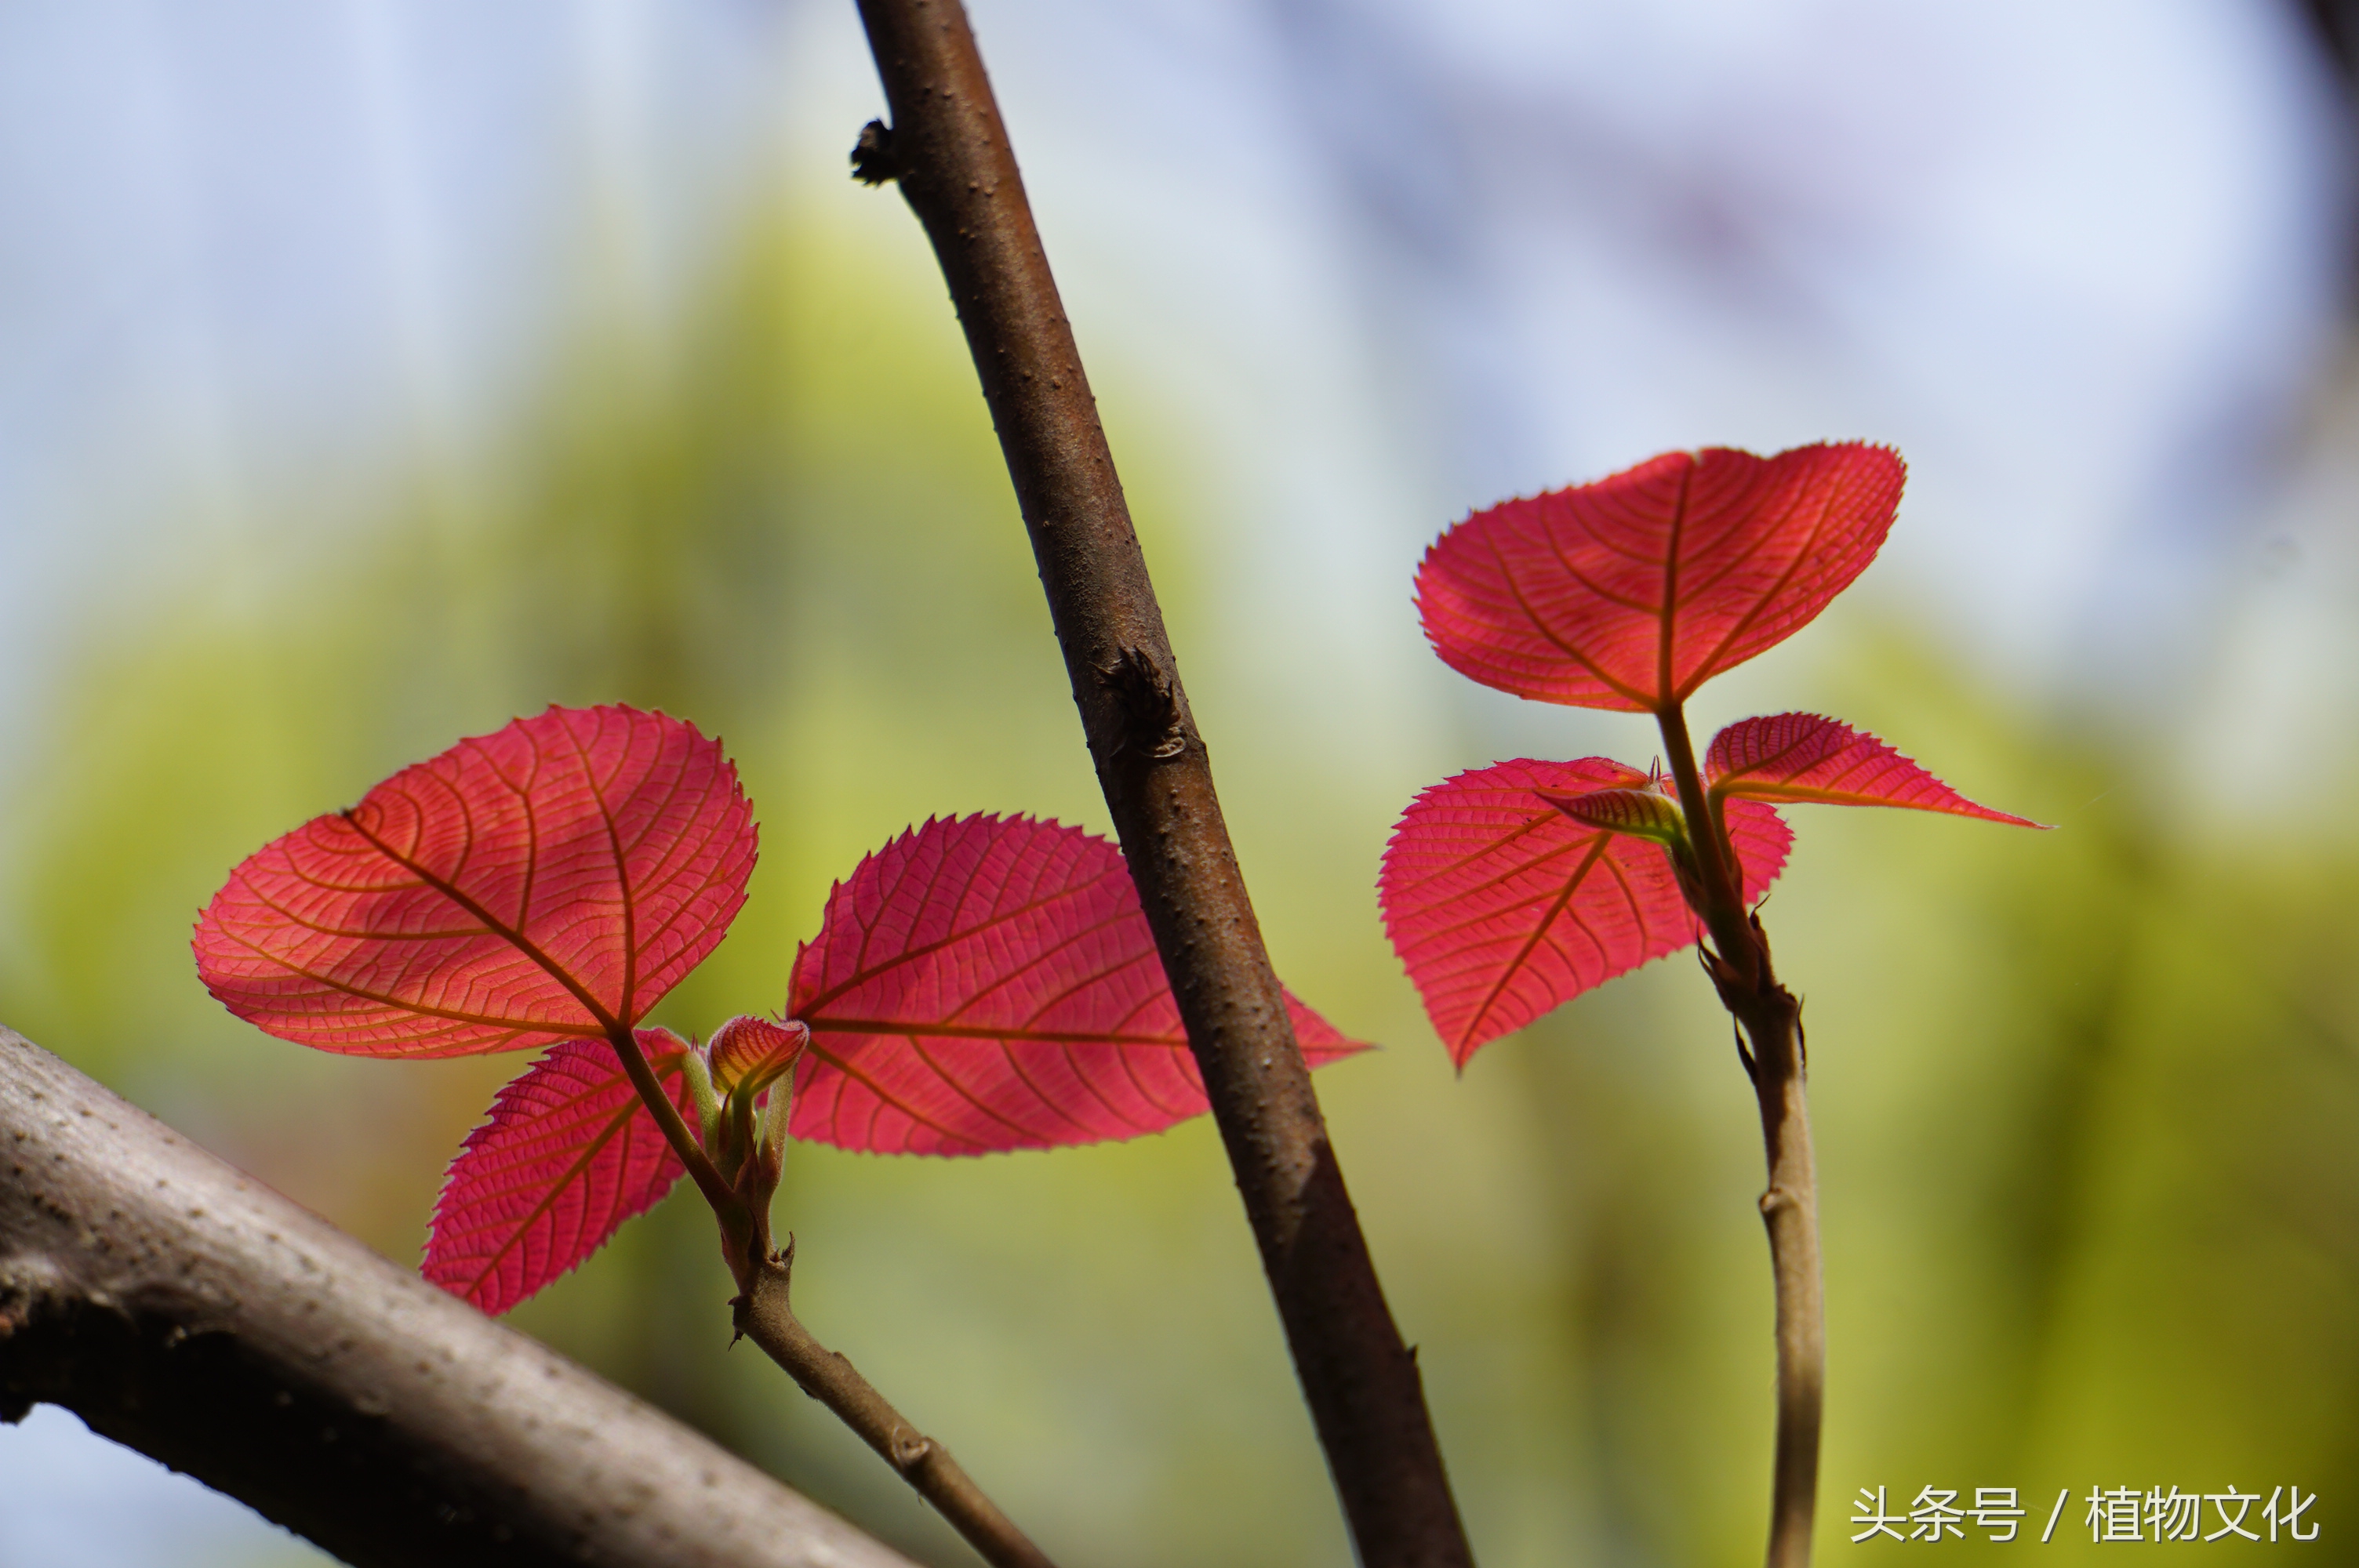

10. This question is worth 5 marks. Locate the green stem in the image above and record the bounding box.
[1656,701,1752,973]
[762,1075,794,1182]
[682,1047,722,1152]
[606,1025,749,1254]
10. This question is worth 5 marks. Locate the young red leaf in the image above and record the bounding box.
[709,1014,809,1096]
[1707,713,2045,827]
[1535,785,1688,848]
[785,815,1366,1155]
[423,1029,703,1315]
[194,705,755,1058]
[1381,759,1792,1067]
[1416,443,1905,713]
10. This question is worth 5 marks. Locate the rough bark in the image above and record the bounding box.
[0,1025,911,1568]
[845,3,1474,1563]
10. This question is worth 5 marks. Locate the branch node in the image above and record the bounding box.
[889,1427,934,1471]
[1098,646,1187,760]
[851,120,902,186]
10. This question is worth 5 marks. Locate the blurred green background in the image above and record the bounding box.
[6,5,2359,1566]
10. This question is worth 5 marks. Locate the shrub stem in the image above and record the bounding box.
[1728,966,1821,1568]
[1656,706,1823,1568]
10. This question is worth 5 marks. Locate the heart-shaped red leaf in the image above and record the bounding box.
[785,815,1366,1155]
[423,1029,702,1315]
[194,705,755,1058]
[1381,760,1792,1067]
[1416,443,1904,713]
[1707,713,2045,826]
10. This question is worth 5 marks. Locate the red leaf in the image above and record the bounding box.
[194,705,755,1058]
[1416,444,1904,713]
[423,1029,701,1315]
[1534,786,1687,846]
[1380,760,1792,1067]
[1707,713,2045,826]
[708,1014,809,1094]
[785,815,1366,1155]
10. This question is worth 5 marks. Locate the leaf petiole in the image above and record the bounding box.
[606,1025,754,1266]
[1656,701,1754,975]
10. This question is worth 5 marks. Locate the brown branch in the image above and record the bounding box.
[0,1025,914,1568]
[734,1246,1056,1568]
[1715,944,1822,1568]
[844,4,1474,1563]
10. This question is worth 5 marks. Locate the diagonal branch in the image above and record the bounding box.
[845,4,1473,1563]
[733,1246,1056,1568]
[0,1026,913,1568]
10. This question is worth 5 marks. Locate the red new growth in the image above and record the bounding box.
[1416,444,1904,713]
[198,708,1364,1313]
[790,815,1365,1154]
[194,704,754,1057]
[1384,444,2041,1065]
[710,1014,811,1094]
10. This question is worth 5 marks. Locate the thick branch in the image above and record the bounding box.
[845,3,1472,1563]
[735,1247,1055,1568]
[0,1026,912,1568]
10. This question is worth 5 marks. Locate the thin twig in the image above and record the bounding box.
[844,3,1473,1563]
[734,1245,1057,1568]
[1741,981,1823,1568]
[0,1026,914,1568]
[605,1036,1052,1565]
[1657,710,1823,1568]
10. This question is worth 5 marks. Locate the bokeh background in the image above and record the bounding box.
[5,2,2359,1563]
